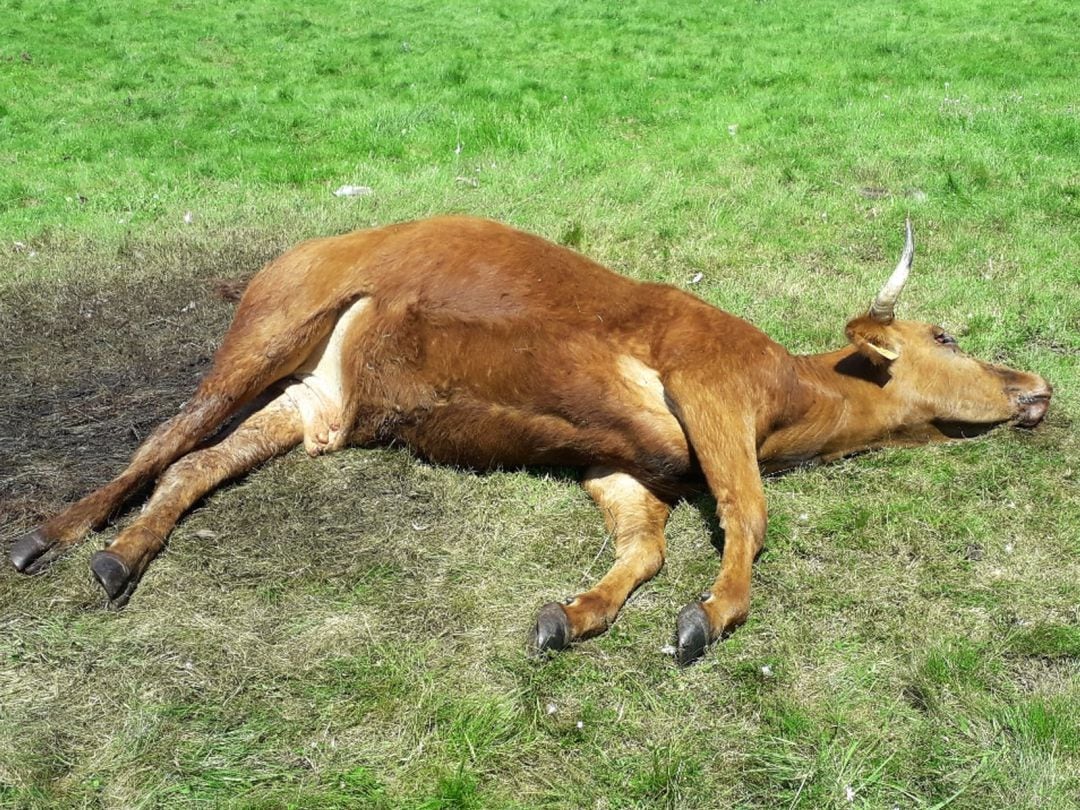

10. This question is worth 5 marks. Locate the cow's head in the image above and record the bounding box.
[843,221,1052,438]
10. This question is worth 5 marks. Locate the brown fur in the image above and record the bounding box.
[10,217,1052,660]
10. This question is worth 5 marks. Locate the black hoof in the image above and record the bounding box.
[675,602,712,667]
[530,602,572,656]
[89,550,134,605]
[10,529,54,573]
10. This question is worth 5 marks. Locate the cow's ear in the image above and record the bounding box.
[846,316,900,365]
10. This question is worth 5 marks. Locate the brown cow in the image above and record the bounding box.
[8,217,1051,664]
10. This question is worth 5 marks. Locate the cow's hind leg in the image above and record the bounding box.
[530,467,671,655]
[88,389,304,606]
[9,295,342,574]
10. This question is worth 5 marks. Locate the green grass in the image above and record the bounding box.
[1,0,1078,807]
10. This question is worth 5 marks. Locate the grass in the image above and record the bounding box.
[1,0,1078,807]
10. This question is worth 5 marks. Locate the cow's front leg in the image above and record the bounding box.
[664,372,768,665]
[530,467,671,655]
[675,475,766,665]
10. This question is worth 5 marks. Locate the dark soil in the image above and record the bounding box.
[0,239,275,532]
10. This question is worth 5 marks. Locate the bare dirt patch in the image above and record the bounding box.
[0,234,454,607]
[0,239,272,530]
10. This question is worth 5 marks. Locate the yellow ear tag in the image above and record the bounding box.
[868,342,899,361]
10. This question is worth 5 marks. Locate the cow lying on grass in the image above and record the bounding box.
[9,217,1051,664]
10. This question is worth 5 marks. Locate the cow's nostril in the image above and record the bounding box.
[1018,393,1051,405]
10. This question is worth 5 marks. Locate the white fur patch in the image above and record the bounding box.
[285,297,371,453]
[616,355,667,409]
[614,354,688,453]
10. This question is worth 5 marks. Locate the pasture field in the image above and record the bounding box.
[1,0,1077,807]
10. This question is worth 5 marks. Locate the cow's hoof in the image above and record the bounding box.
[530,602,572,656]
[89,550,135,606]
[675,601,711,666]
[10,529,54,573]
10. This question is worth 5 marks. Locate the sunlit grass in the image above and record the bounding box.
[0,0,1077,807]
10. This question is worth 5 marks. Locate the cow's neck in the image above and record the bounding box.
[757,348,919,473]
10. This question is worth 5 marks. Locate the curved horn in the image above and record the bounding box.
[869,218,914,323]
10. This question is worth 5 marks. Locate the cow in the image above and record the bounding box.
[8,217,1052,665]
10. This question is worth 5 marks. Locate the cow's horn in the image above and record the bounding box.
[869,218,914,323]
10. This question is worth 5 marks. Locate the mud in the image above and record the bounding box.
[0,238,277,531]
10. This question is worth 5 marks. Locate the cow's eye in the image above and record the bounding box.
[934,331,958,346]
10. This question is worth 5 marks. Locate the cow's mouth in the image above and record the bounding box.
[1015,392,1052,429]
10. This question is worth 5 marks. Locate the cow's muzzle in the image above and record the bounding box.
[1015,388,1052,428]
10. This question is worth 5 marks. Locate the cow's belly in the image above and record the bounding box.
[355,352,693,488]
[311,301,693,485]
[392,397,691,482]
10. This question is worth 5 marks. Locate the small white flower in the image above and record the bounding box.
[545,702,557,715]
[1004,542,1014,554]
[183,210,195,224]
[761,665,773,677]
[575,720,584,730]
[798,513,809,523]
[845,785,855,802]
